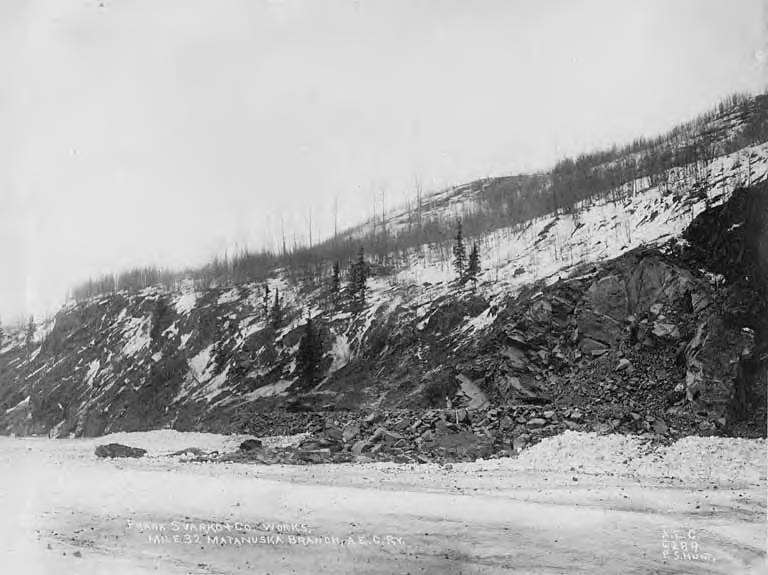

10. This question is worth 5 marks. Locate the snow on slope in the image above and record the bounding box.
[392,143,768,303]
[173,344,231,404]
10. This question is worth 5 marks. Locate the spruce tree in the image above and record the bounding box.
[453,219,466,281]
[331,261,341,300]
[296,314,323,389]
[466,242,481,289]
[262,284,271,316]
[269,288,282,330]
[349,247,368,312]
[25,315,35,357]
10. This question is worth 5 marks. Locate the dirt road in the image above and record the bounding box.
[0,433,764,574]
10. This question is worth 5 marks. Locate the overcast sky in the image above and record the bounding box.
[0,0,766,323]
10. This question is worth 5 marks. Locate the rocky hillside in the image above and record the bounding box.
[1,103,766,444]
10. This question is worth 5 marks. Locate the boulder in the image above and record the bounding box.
[300,437,343,453]
[296,449,332,464]
[342,423,361,443]
[568,409,583,422]
[626,258,692,315]
[651,420,668,435]
[428,430,491,459]
[94,443,146,459]
[498,415,515,431]
[323,425,344,441]
[586,275,629,322]
[351,439,369,455]
[651,322,681,340]
[239,439,263,452]
[169,447,207,457]
[615,358,632,372]
[575,309,622,352]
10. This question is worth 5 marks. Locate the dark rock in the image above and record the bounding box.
[322,427,343,443]
[499,415,515,431]
[342,423,361,443]
[428,430,491,459]
[169,447,207,457]
[239,439,263,451]
[297,449,332,463]
[419,429,434,442]
[300,437,343,453]
[351,439,369,455]
[94,443,146,459]
[652,420,668,435]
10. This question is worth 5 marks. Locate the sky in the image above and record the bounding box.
[0,0,766,323]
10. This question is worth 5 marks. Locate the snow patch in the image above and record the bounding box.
[217,288,240,305]
[5,396,30,414]
[179,332,192,349]
[462,307,496,334]
[121,316,152,357]
[188,344,215,383]
[329,334,351,373]
[174,291,198,315]
[84,360,100,387]
[246,380,292,399]
[162,323,178,339]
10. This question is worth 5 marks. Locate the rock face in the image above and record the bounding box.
[679,186,768,428]
[94,443,147,459]
[0,184,765,440]
[574,258,694,354]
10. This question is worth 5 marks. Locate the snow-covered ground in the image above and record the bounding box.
[0,431,764,574]
[393,143,768,301]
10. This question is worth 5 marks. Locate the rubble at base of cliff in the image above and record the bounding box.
[166,402,733,466]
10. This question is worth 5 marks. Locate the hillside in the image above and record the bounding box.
[0,94,766,455]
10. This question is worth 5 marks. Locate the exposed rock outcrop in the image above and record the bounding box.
[0,185,765,441]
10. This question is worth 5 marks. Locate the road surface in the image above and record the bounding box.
[0,433,764,574]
